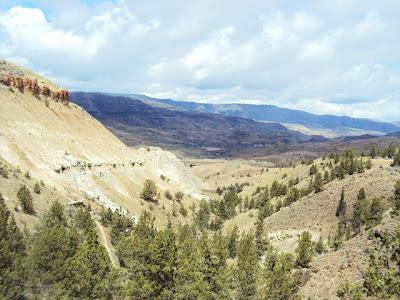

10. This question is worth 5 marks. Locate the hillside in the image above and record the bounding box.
[0,60,208,226]
[71,92,315,156]
[129,94,399,137]
[188,155,400,299]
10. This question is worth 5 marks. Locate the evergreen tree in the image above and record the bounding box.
[336,188,346,218]
[314,172,323,193]
[236,233,258,300]
[175,225,209,299]
[140,179,158,203]
[65,224,113,299]
[357,188,366,201]
[227,225,239,258]
[315,236,326,254]
[254,215,270,259]
[369,144,377,158]
[261,252,299,300]
[394,179,400,215]
[33,182,41,194]
[0,193,27,299]
[17,185,34,214]
[366,198,384,228]
[391,150,400,167]
[352,196,369,235]
[200,232,229,299]
[295,231,313,268]
[324,170,330,184]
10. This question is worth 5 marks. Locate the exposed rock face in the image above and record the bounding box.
[1,75,70,104]
[0,61,209,221]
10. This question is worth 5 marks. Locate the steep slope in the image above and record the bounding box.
[71,92,314,157]
[131,95,398,137]
[0,61,208,225]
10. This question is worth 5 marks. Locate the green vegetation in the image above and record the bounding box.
[295,231,314,268]
[140,179,158,203]
[17,185,34,214]
[33,182,41,194]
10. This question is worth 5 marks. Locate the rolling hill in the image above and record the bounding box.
[125,94,399,137]
[0,60,208,227]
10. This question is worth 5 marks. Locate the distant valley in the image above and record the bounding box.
[71,92,319,157]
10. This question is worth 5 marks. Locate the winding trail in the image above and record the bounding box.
[94,220,120,267]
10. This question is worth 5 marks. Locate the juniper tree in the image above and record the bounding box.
[394,180,400,214]
[17,185,34,214]
[227,225,239,258]
[236,233,258,300]
[140,179,158,202]
[0,193,27,299]
[336,188,346,218]
[295,231,314,268]
[314,172,323,193]
[366,198,384,228]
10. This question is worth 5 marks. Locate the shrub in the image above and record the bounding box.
[140,180,158,203]
[164,190,173,200]
[24,171,31,179]
[33,183,41,194]
[175,191,184,202]
[179,204,187,216]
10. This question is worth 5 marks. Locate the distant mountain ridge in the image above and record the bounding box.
[71,92,318,156]
[123,94,398,136]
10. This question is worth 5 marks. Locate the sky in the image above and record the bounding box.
[0,0,399,122]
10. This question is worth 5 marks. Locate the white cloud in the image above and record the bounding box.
[0,1,400,121]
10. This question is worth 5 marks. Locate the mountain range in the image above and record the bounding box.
[125,94,398,137]
[71,92,320,156]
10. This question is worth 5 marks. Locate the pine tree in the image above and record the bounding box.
[254,215,270,259]
[314,172,323,193]
[140,179,158,202]
[236,233,258,300]
[324,170,330,183]
[261,252,299,300]
[295,231,313,268]
[227,225,239,258]
[65,224,113,299]
[0,193,27,299]
[357,188,366,201]
[17,185,34,214]
[336,188,346,217]
[352,196,369,235]
[391,150,400,167]
[33,182,41,194]
[175,225,209,299]
[315,236,326,254]
[394,180,400,215]
[200,232,229,299]
[367,198,384,228]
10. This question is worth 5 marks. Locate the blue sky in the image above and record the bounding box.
[0,0,399,121]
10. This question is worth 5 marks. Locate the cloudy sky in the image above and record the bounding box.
[1,0,399,121]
